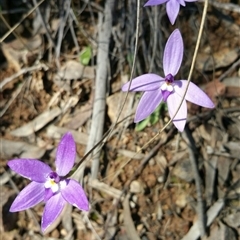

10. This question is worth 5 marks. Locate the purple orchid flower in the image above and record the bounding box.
[144,0,198,25]
[8,132,89,233]
[122,29,214,132]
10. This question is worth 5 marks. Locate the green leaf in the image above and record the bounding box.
[80,46,92,65]
[135,102,168,132]
[149,105,160,125]
[127,53,134,65]
[135,117,150,132]
[149,112,159,125]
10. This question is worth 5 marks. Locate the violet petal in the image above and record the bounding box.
[44,188,54,202]
[175,80,215,108]
[55,132,76,176]
[167,92,187,132]
[10,181,45,212]
[162,90,172,102]
[8,159,52,182]
[163,28,183,75]
[122,74,164,92]
[178,0,186,6]
[166,1,180,25]
[144,0,168,6]
[61,179,89,211]
[41,193,66,233]
[135,89,163,122]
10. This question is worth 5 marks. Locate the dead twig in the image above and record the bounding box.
[32,0,55,47]
[0,0,45,43]
[0,83,24,118]
[199,0,240,13]
[0,64,47,89]
[86,0,115,179]
[182,125,206,238]
[219,58,240,82]
[55,0,71,67]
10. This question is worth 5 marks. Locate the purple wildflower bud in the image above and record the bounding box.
[122,29,215,132]
[144,0,198,25]
[7,132,89,233]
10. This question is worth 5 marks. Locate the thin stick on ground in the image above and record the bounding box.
[32,0,55,47]
[183,125,206,238]
[88,0,115,179]
[72,0,115,181]
[55,0,71,68]
[103,0,142,143]
[0,0,45,43]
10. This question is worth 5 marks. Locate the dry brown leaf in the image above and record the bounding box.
[223,142,240,159]
[223,211,240,230]
[88,179,121,198]
[204,80,226,102]
[1,138,45,159]
[123,194,141,240]
[118,149,144,160]
[217,156,231,186]
[172,158,194,183]
[196,48,238,71]
[1,35,42,72]
[222,77,240,98]
[182,199,224,240]
[46,125,88,145]
[107,91,135,123]
[10,107,61,137]
[206,222,237,240]
[55,60,95,80]
[64,104,92,129]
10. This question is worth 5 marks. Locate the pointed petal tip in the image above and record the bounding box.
[41,193,66,234]
[134,115,143,123]
[177,81,216,109]
[166,1,180,25]
[61,179,89,212]
[8,182,45,212]
[173,119,186,132]
[207,99,215,109]
[163,28,183,76]
[167,92,187,132]
[9,206,17,212]
[55,132,76,176]
[74,202,89,212]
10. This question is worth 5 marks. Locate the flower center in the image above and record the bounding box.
[161,74,175,101]
[44,172,61,192]
[44,172,67,201]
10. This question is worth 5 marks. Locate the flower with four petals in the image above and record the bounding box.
[8,132,89,233]
[122,29,214,132]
